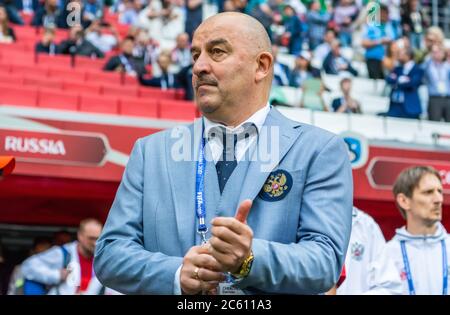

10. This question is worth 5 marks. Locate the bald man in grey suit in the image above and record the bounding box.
[94,12,353,295]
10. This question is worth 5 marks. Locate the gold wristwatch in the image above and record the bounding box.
[232,251,254,279]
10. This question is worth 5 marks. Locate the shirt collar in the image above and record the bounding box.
[203,103,270,139]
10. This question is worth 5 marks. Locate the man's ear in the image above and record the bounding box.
[255,52,273,83]
[396,193,411,212]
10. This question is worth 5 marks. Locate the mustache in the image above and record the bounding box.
[195,76,218,89]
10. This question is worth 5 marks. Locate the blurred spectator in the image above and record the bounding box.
[386,166,447,295]
[133,29,159,66]
[58,25,105,58]
[104,36,146,76]
[85,20,119,53]
[223,0,247,13]
[246,0,273,39]
[416,26,445,64]
[1,0,31,24]
[382,0,401,39]
[332,0,358,47]
[323,39,358,76]
[362,5,393,81]
[171,32,191,69]
[185,0,203,41]
[0,5,16,43]
[53,230,73,246]
[306,1,331,50]
[423,44,450,122]
[139,51,179,89]
[300,77,327,111]
[384,47,423,119]
[401,0,428,52]
[311,28,336,70]
[31,0,64,28]
[21,218,107,295]
[119,0,140,25]
[176,62,193,100]
[271,44,290,86]
[289,51,315,88]
[83,0,103,23]
[35,27,58,54]
[138,0,183,41]
[7,237,52,295]
[282,4,303,56]
[331,77,362,113]
[382,40,400,74]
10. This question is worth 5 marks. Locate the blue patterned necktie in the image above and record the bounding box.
[215,131,238,194]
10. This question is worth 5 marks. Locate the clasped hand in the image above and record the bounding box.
[180,199,253,295]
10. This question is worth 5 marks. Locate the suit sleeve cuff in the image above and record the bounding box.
[173,265,182,295]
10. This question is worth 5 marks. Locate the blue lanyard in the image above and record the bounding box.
[195,121,208,244]
[400,239,448,295]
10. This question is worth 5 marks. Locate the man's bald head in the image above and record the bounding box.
[195,12,272,56]
[191,12,274,126]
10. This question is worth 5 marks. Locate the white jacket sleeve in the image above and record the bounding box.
[21,246,64,285]
[365,224,403,295]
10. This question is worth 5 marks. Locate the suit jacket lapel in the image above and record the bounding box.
[169,119,202,254]
[238,108,302,204]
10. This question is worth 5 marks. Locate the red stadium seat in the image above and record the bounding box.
[24,76,63,90]
[115,24,130,38]
[175,89,186,100]
[139,87,177,100]
[103,11,119,25]
[19,12,33,26]
[13,26,39,40]
[123,75,138,85]
[75,57,106,70]
[159,100,198,121]
[49,67,86,82]
[102,83,138,97]
[119,97,159,118]
[0,42,32,52]
[37,54,72,68]
[63,80,101,95]
[38,89,79,111]
[79,94,119,114]
[0,73,23,85]
[0,83,37,107]
[11,64,48,77]
[86,70,122,85]
[0,51,35,65]
[0,64,10,73]
[54,29,69,42]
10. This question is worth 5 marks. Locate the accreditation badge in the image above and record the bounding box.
[217,274,245,295]
[437,81,447,95]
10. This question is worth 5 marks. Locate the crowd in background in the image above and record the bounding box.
[0,0,449,119]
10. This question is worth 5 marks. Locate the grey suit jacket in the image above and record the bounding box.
[94,107,353,294]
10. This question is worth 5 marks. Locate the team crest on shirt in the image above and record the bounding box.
[259,170,292,202]
[351,242,365,261]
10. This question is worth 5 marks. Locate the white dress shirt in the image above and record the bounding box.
[203,104,271,164]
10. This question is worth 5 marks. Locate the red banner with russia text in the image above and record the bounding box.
[0,129,108,167]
